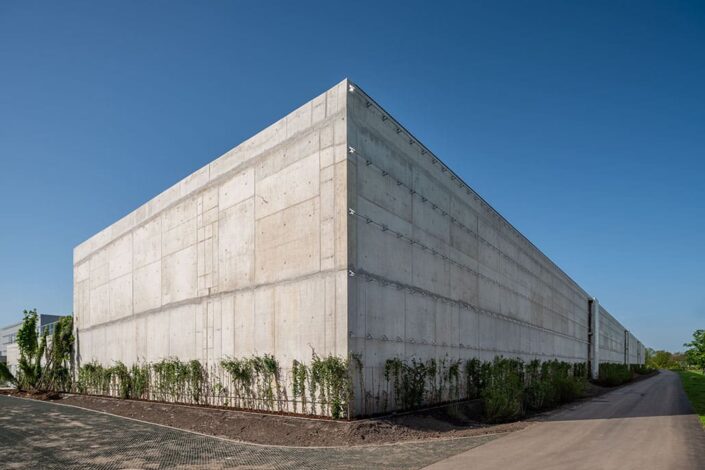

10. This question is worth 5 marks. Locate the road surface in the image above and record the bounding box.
[425,370,705,470]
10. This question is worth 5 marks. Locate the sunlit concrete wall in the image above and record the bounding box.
[74,80,350,370]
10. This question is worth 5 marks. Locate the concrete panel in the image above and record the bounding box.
[120,318,136,365]
[162,217,196,258]
[357,161,412,221]
[169,304,197,360]
[253,286,275,354]
[218,198,255,290]
[255,198,321,284]
[107,234,133,281]
[133,218,162,269]
[404,295,436,347]
[255,130,319,183]
[89,283,109,326]
[109,273,132,321]
[356,221,412,283]
[135,316,148,362]
[219,167,254,212]
[233,290,255,357]
[133,261,161,314]
[162,245,198,305]
[412,200,450,245]
[363,282,405,344]
[256,152,320,219]
[146,310,170,362]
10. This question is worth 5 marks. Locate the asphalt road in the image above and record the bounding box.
[425,370,705,470]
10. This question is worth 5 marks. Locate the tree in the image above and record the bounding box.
[684,329,705,373]
[5,309,74,391]
[39,315,74,391]
[16,309,46,390]
[647,350,676,369]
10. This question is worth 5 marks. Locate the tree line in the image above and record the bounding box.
[646,329,705,372]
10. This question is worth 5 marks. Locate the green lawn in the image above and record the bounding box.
[677,370,705,427]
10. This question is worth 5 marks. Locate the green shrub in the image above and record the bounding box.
[384,357,431,410]
[310,353,350,418]
[630,364,655,375]
[222,354,281,410]
[598,363,632,386]
[111,362,131,399]
[130,363,150,399]
[551,361,585,403]
[152,358,204,403]
[573,362,588,379]
[77,362,112,395]
[481,357,524,423]
[524,359,551,410]
[464,358,482,400]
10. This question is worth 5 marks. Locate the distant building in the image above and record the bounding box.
[0,321,21,365]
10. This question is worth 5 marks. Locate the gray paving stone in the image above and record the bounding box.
[0,395,497,469]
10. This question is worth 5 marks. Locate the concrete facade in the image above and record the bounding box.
[74,79,645,415]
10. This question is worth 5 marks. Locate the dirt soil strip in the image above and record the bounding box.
[47,393,525,446]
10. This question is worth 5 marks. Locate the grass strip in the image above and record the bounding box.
[677,370,705,427]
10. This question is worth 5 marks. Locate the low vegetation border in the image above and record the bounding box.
[677,370,705,427]
[1,309,656,422]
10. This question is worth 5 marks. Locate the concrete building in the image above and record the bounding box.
[73,79,645,415]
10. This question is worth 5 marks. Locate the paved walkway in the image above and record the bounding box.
[0,395,496,469]
[424,370,705,470]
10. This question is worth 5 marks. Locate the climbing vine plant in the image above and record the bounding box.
[289,351,356,418]
[72,350,594,422]
[221,354,282,410]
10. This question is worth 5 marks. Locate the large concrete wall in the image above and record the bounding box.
[345,82,643,413]
[74,80,350,373]
[74,79,645,416]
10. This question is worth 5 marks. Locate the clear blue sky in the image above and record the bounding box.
[1,1,703,351]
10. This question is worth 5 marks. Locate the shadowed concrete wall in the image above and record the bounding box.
[74,80,350,371]
[345,82,644,414]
